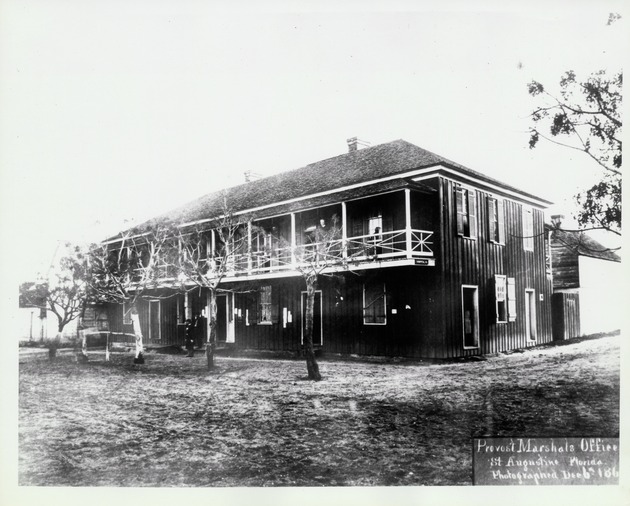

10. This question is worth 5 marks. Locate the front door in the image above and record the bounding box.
[301,291,323,346]
[216,295,227,343]
[525,289,537,342]
[149,300,160,343]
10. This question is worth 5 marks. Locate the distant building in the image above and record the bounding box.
[103,139,554,358]
[549,225,621,336]
[18,282,79,342]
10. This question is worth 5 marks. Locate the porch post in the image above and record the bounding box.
[341,201,348,259]
[405,189,412,258]
[184,291,191,320]
[290,213,297,267]
[247,221,253,272]
[210,229,216,269]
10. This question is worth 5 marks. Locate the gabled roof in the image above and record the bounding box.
[551,229,621,262]
[116,139,551,238]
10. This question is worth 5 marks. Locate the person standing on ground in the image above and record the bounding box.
[185,318,195,357]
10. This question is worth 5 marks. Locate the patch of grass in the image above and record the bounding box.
[18,335,619,486]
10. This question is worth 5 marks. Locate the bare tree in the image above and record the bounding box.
[166,196,250,370]
[20,243,89,360]
[275,215,363,381]
[86,228,171,364]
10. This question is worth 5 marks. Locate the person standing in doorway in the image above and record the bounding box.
[194,312,207,349]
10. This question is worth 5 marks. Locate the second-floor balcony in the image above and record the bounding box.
[226,227,434,277]
[141,187,438,282]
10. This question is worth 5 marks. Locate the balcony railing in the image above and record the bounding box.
[229,228,434,276]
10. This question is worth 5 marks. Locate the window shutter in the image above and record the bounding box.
[455,188,465,235]
[488,198,497,242]
[271,291,280,324]
[250,293,258,323]
[507,277,517,321]
[497,199,505,244]
[468,190,477,238]
[381,214,393,233]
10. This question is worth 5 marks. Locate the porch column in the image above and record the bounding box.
[247,221,253,272]
[341,201,348,259]
[184,292,191,320]
[290,213,297,267]
[210,229,216,269]
[405,188,412,258]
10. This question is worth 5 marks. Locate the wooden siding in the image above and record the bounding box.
[438,177,553,358]
[550,238,580,290]
[229,267,441,358]
[552,292,580,341]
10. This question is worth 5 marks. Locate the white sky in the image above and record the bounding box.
[0,0,626,282]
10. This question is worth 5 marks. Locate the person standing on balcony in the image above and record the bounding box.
[370,226,382,259]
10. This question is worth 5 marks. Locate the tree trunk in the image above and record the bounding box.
[206,289,217,370]
[105,332,111,362]
[303,275,322,381]
[48,331,62,361]
[75,328,89,363]
[130,304,145,364]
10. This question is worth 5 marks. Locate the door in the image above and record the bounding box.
[149,300,160,343]
[462,285,479,349]
[301,291,323,346]
[216,295,227,343]
[525,289,537,342]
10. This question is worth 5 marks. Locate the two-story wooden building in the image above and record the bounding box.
[106,139,554,358]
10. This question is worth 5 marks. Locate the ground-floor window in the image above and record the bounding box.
[122,301,132,325]
[258,285,272,324]
[462,285,479,348]
[363,282,386,325]
[494,275,507,323]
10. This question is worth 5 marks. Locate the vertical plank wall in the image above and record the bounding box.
[439,176,553,358]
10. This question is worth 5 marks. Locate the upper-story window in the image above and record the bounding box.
[455,186,477,239]
[487,196,505,244]
[523,207,534,251]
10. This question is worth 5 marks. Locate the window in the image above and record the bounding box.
[494,275,507,323]
[487,197,505,244]
[523,207,534,251]
[363,282,386,325]
[462,285,479,348]
[455,186,477,238]
[258,285,272,324]
[122,301,132,325]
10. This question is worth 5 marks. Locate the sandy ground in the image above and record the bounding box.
[18,334,619,486]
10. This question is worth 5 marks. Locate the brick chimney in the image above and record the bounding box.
[550,214,564,228]
[347,137,371,152]
[244,170,262,183]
